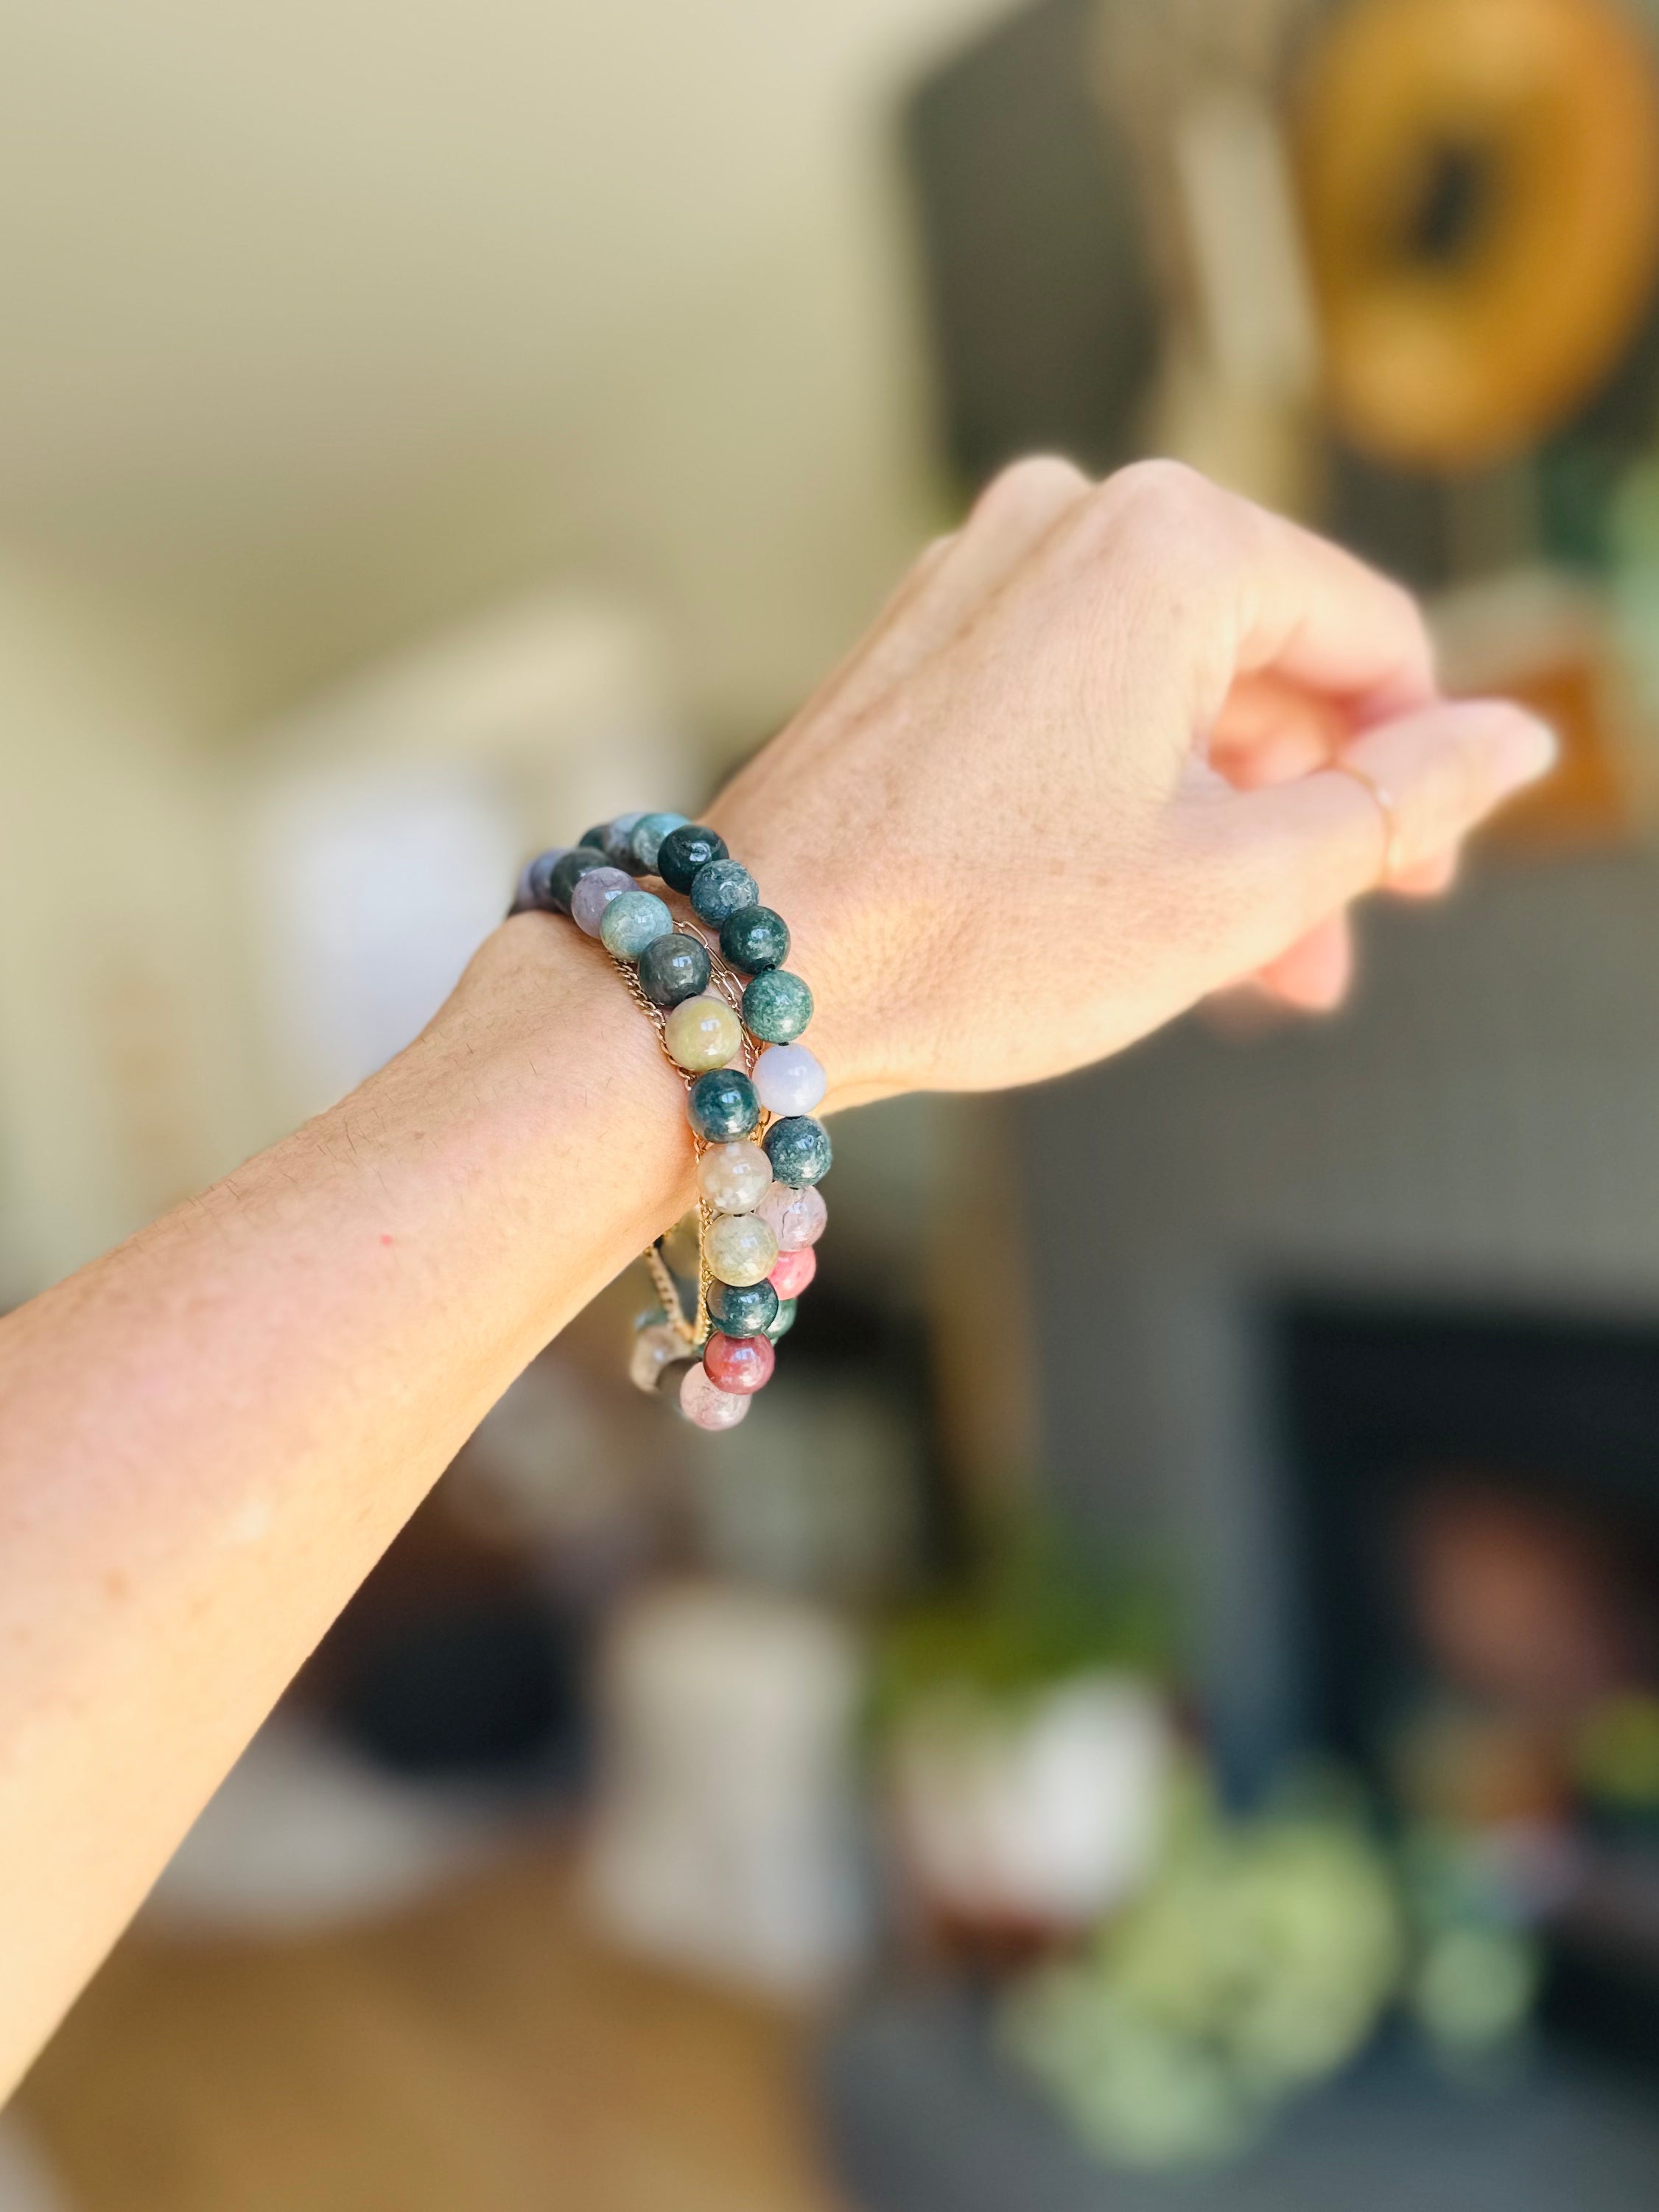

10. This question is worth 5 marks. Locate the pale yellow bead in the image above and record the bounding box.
[664,994,743,1072]
[697,1140,774,1214]
[705,1211,779,1287]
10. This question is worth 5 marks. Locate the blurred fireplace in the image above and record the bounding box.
[1276,1296,1659,2064]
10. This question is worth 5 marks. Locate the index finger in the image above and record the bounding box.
[1078,461,1439,733]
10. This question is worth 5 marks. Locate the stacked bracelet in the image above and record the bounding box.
[512,811,830,1432]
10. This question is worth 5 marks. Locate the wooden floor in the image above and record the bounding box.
[15,1848,850,2212]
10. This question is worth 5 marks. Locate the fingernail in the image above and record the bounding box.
[1487,707,1558,791]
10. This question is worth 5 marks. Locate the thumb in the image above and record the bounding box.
[1194,697,1557,967]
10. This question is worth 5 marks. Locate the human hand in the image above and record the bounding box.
[709,459,1554,1109]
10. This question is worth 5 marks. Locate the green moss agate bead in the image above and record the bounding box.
[600,889,674,960]
[766,1297,799,1343]
[707,1278,780,1337]
[687,1067,760,1141]
[658,823,729,894]
[720,904,790,973]
[690,858,759,925]
[743,968,813,1043]
[637,931,712,1007]
[631,811,690,874]
[764,1114,832,1186]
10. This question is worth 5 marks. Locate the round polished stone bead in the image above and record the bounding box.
[769,1245,817,1299]
[706,1209,779,1287]
[638,931,712,1009]
[756,1180,827,1250]
[679,1361,751,1430]
[690,858,759,926]
[698,1139,773,1214]
[743,969,813,1043]
[704,1331,776,1396]
[765,1297,798,1343]
[686,1066,759,1141]
[666,995,743,1072]
[764,1115,832,1187]
[752,1043,827,1116]
[706,1276,779,1337]
[600,889,674,960]
[570,865,635,935]
[513,850,561,913]
[629,1320,692,1396]
[658,823,729,894]
[548,844,613,912]
[720,905,790,974]
[631,811,690,874]
[597,812,648,872]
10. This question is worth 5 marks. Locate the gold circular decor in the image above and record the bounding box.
[1294,0,1659,469]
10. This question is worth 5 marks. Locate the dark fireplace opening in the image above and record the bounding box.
[1274,1295,1659,2066]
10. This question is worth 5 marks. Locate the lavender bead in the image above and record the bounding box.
[757,1182,827,1251]
[752,1043,826,1116]
[570,865,635,935]
[679,1362,751,1430]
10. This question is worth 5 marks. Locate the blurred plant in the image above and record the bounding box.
[869,1522,1173,1737]
[1004,1771,1542,2169]
[1004,1770,1401,2166]
[1398,1826,1540,2068]
[871,1522,1177,1938]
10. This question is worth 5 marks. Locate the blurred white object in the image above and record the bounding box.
[586,1583,867,1996]
[0,2121,67,2212]
[889,1674,1171,1928]
[144,1715,502,1933]
[242,593,688,1115]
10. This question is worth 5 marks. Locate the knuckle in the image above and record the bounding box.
[970,453,1090,529]
[1095,457,1216,535]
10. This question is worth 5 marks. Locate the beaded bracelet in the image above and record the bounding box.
[511,811,830,1432]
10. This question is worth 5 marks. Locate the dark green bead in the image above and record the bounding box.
[707,1278,779,1337]
[690,858,758,925]
[578,822,611,855]
[743,968,813,1043]
[720,904,790,973]
[765,1297,799,1343]
[637,931,712,1008]
[765,1114,831,1186]
[548,845,612,911]
[658,824,728,894]
[687,1067,759,1142]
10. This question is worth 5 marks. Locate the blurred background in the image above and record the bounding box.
[11,0,1659,2205]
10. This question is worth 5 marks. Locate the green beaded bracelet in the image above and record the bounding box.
[513,816,830,1431]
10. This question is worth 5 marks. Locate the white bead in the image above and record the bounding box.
[752,1043,827,1116]
[705,1211,779,1287]
[698,1141,773,1214]
[680,1362,751,1430]
[757,1182,827,1251]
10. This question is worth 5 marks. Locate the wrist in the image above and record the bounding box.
[413,913,697,1311]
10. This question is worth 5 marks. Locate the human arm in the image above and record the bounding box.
[0,461,1552,2092]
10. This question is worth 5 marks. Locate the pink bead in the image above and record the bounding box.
[757,1181,827,1251]
[678,1361,751,1430]
[571,866,634,935]
[703,1331,776,1396]
[768,1245,817,1299]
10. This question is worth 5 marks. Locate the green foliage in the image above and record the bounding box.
[869,1522,1173,1737]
